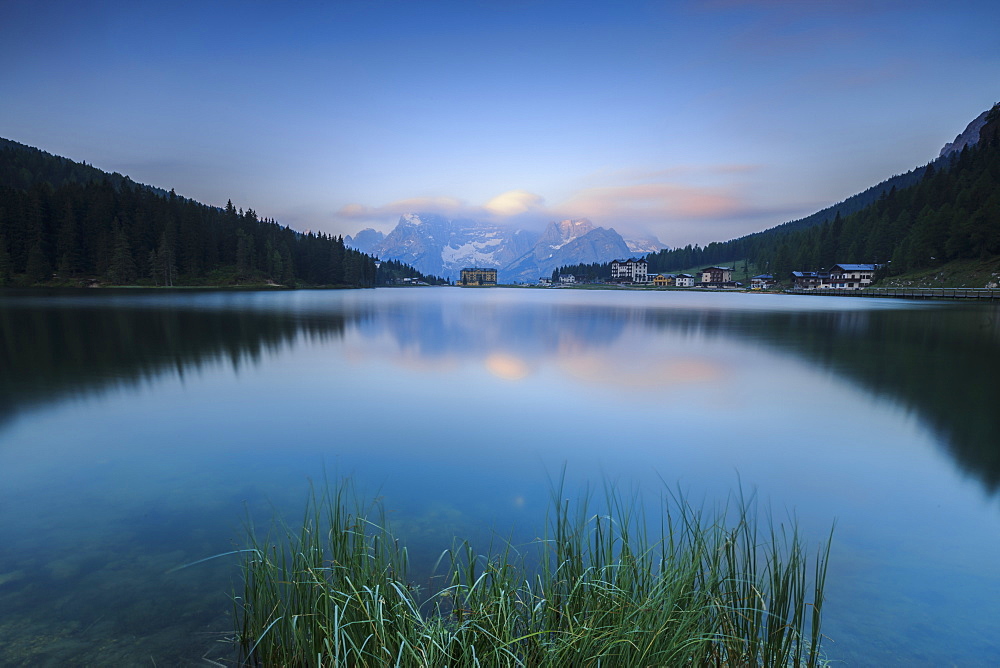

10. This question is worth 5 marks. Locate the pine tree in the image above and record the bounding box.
[107,220,137,284]
[148,232,177,286]
[236,229,255,280]
[0,234,13,285]
[280,243,294,285]
[269,249,282,283]
[24,241,50,283]
[148,247,162,286]
[56,201,81,275]
[328,237,345,284]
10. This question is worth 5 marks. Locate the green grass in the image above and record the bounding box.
[877,256,1000,289]
[232,477,833,667]
[648,260,764,284]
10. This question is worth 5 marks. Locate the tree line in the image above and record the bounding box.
[0,138,442,288]
[755,109,1000,280]
[559,106,1000,284]
[643,105,1000,281]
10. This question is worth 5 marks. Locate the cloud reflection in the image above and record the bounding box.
[484,353,532,381]
[3,289,1000,496]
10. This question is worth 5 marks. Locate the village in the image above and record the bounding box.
[453,258,880,290]
[579,258,880,290]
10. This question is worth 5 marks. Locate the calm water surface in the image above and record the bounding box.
[1,287,999,665]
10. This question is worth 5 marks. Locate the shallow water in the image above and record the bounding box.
[1,287,998,665]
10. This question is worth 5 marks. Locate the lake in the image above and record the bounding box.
[1,287,999,665]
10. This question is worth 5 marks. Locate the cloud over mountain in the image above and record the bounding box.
[349,214,663,283]
[484,190,545,217]
[331,162,769,247]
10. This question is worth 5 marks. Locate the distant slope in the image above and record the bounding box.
[657,104,1000,283]
[0,137,439,287]
[647,104,998,275]
[0,137,173,198]
[647,163,932,274]
[764,165,930,236]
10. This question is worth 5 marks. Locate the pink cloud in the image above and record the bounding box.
[335,196,467,222]
[328,164,788,246]
[556,182,746,222]
[334,191,550,232]
[580,164,761,187]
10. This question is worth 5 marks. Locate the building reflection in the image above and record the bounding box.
[2,289,999,495]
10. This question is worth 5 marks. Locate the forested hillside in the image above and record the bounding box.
[642,165,932,274]
[8,103,997,290]
[0,138,440,288]
[641,104,1000,281]
[756,106,1000,280]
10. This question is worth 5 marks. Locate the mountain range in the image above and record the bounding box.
[346,216,665,283]
[3,102,995,290]
[353,104,998,284]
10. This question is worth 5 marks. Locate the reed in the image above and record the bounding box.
[232,477,832,667]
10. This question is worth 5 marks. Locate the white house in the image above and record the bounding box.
[674,273,694,287]
[750,274,776,290]
[610,258,648,283]
[791,264,880,290]
[828,264,878,290]
[791,271,829,290]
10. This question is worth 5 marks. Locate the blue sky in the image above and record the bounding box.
[1,0,997,247]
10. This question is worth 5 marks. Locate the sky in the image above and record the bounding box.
[1,0,997,248]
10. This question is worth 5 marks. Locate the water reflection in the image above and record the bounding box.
[348,293,1000,498]
[0,290,349,427]
[2,288,1000,665]
[3,289,1000,495]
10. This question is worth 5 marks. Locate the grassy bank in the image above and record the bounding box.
[232,479,833,667]
[876,256,1000,289]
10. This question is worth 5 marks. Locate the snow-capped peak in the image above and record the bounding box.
[354,213,643,282]
[625,236,667,254]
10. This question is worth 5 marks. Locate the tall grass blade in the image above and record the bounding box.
[229,476,834,667]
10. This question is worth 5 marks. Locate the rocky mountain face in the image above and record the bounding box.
[625,236,668,254]
[351,214,660,282]
[343,228,384,255]
[501,219,633,283]
[940,108,992,158]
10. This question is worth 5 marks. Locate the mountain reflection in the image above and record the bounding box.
[2,289,999,495]
[0,290,348,425]
[640,304,1000,494]
[354,300,629,358]
[353,297,1000,495]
